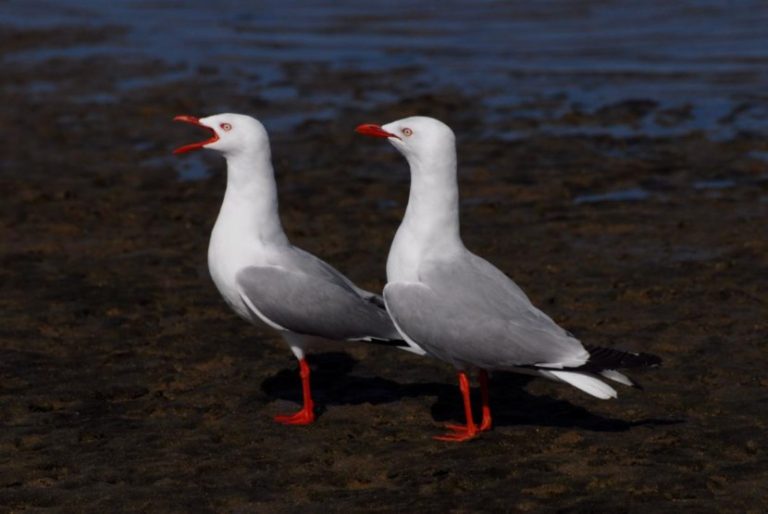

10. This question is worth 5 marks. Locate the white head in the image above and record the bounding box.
[355,116,456,171]
[173,113,270,159]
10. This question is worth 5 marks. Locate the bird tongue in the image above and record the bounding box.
[172,115,219,154]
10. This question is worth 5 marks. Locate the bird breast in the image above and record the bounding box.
[207,218,264,322]
[387,224,425,283]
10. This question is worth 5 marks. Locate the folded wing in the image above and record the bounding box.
[237,265,400,342]
[383,253,590,369]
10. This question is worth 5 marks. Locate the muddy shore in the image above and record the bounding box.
[1,24,767,513]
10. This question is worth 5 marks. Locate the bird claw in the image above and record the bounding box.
[274,409,315,425]
[433,423,479,442]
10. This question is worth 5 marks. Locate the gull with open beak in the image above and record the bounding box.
[173,113,424,426]
[357,116,660,442]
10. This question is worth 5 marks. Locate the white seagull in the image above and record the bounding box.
[356,116,660,442]
[173,113,423,426]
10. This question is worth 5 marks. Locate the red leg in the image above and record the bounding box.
[274,358,315,425]
[434,371,479,442]
[478,369,492,432]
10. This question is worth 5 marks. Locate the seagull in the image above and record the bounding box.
[356,116,661,442]
[173,113,424,426]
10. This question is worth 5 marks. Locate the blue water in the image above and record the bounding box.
[2,0,767,139]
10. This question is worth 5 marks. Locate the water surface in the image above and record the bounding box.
[2,0,766,137]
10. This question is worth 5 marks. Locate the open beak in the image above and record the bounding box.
[355,124,400,140]
[172,115,219,154]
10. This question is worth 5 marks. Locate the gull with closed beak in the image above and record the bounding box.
[357,116,660,442]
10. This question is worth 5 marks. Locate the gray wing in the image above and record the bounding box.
[383,253,588,369]
[236,264,400,342]
[288,247,387,307]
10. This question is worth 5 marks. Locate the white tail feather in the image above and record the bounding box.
[600,369,634,387]
[543,370,618,400]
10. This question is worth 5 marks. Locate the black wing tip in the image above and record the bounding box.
[583,344,662,371]
[365,337,410,348]
[365,294,387,310]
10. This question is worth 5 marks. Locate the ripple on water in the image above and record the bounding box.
[692,179,737,190]
[573,188,651,205]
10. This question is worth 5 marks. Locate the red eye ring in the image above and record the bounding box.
[220,123,232,131]
[402,127,413,137]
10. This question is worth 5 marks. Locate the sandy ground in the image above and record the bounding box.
[1,25,768,513]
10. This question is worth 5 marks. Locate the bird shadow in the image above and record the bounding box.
[260,352,682,432]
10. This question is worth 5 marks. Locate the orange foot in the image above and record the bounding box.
[434,423,479,442]
[274,408,315,426]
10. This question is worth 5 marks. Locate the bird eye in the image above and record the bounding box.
[402,128,413,137]
[220,123,232,131]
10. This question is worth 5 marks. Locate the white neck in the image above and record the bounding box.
[214,149,288,247]
[387,148,464,281]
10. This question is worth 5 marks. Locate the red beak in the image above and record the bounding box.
[173,115,219,154]
[355,124,400,140]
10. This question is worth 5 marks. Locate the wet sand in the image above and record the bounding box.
[1,25,768,513]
